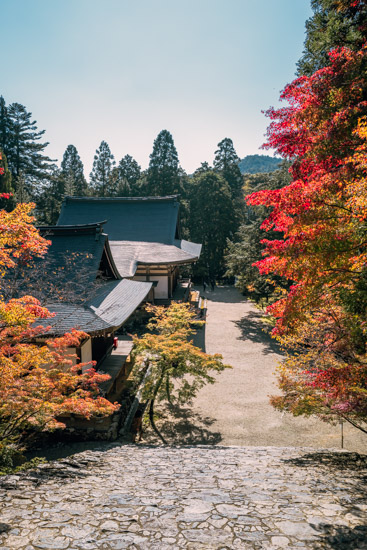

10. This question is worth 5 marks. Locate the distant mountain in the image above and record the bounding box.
[238,154,282,174]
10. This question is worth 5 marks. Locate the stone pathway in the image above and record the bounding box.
[1,444,367,549]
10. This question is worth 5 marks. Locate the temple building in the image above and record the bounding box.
[32,222,152,398]
[29,195,201,401]
[57,195,201,300]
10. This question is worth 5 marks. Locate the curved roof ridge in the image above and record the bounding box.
[38,221,107,234]
[63,195,180,202]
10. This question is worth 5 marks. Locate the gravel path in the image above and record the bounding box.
[186,286,366,453]
[1,445,366,549]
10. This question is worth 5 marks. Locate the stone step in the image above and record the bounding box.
[0,444,366,549]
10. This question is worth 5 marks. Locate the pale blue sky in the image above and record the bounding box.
[1,0,312,174]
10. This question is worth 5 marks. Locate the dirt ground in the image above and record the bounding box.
[143,286,367,453]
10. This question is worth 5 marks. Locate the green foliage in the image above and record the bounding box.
[146,130,182,196]
[0,439,47,475]
[37,150,86,223]
[0,96,56,224]
[0,440,26,472]
[117,154,141,196]
[297,0,367,75]
[14,173,31,204]
[61,145,88,196]
[1,99,54,185]
[225,221,283,301]
[188,169,236,279]
[226,164,291,300]
[194,162,211,175]
[214,137,243,198]
[213,137,245,240]
[238,154,282,175]
[36,168,67,224]
[89,140,116,197]
[131,303,230,443]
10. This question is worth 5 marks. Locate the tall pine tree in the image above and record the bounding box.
[37,145,86,224]
[214,138,243,198]
[89,141,115,197]
[117,154,141,196]
[188,170,236,280]
[297,0,367,75]
[213,137,245,233]
[14,173,31,205]
[146,130,181,196]
[61,145,88,196]
[194,162,211,175]
[4,101,54,185]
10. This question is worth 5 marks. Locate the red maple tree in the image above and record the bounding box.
[0,193,119,453]
[247,44,367,430]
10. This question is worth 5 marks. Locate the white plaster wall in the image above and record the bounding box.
[81,338,93,372]
[133,275,168,299]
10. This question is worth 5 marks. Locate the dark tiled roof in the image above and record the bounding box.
[58,196,180,244]
[36,279,152,336]
[87,279,152,326]
[56,197,202,276]
[35,303,110,335]
[38,222,120,283]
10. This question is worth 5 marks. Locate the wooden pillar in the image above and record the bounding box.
[168,272,172,298]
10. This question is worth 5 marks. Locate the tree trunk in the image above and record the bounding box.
[166,376,173,406]
[149,397,167,444]
[148,370,167,444]
[342,415,367,435]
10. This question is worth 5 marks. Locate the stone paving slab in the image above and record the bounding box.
[0,444,366,549]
